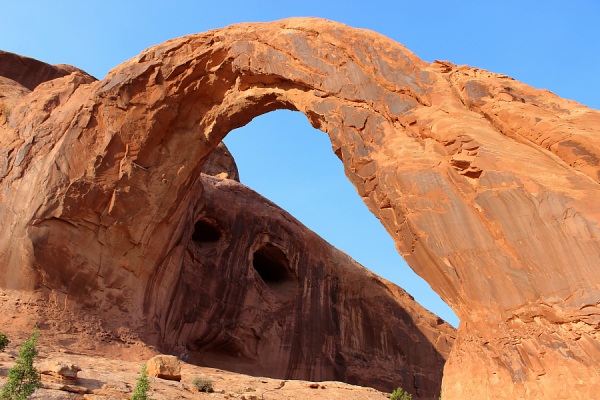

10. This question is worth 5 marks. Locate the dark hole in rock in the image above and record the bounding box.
[252,243,294,287]
[192,219,221,243]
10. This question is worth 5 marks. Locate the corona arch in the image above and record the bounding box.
[1,18,599,398]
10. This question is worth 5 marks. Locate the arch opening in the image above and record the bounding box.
[222,109,459,327]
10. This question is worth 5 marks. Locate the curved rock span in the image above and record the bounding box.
[1,17,599,398]
[0,40,454,398]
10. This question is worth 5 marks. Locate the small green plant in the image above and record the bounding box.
[390,386,413,400]
[0,333,9,352]
[192,376,214,393]
[131,364,151,400]
[1,326,41,400]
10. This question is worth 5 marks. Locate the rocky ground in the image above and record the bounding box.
[0,337,391,400]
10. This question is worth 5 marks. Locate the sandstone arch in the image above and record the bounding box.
[1,18,599,399]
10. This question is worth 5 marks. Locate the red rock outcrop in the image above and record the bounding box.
[201,141,239,181]
[0,44,454,398]
[170,175,453,395]
[1,17,599,399]
[0,50,93,91]
[37,360,82,384]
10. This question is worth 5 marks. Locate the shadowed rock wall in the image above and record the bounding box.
[170,175,453,394]
[1,18,599,399]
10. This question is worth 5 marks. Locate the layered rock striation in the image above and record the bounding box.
[0,17,599,399]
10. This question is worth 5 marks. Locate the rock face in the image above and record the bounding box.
[0,17,599,399]
[0,42,454,399]
[0,50,93,91]
[201,142,240,181]
[172,175,453,394]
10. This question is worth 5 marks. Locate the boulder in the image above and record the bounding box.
[37,360,81,384]
[146,355,181,381]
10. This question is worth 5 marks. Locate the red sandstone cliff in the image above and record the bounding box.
[1,17,599,399]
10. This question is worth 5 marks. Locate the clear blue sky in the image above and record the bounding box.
[2,1,598,328]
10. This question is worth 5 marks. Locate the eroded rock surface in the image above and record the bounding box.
[201,141,240,181]
[0,17,599,399]
[38,360,82,384]
[0,42,454,398]
[0,50,93,91]
[173,175,453,395]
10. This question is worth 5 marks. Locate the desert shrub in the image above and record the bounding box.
[0,333,8,352]
[1,327,41,400]
[131,364,151,400]
[192,376,214,393]
[390,386,413,400]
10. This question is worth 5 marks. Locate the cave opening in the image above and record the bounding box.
[252,243,294,286]
[192,219,221,243]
